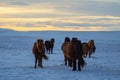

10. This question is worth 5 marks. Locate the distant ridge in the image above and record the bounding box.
[0,28,119,32]
[0,28,15,32]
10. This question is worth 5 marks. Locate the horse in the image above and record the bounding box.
[32,39,48,68]
[82,42,89,58]
[70,38,85,71]
[87,40,96,58]
[45,38,55,54]
[45,40,51,54]
[82,40,96,58]
[61,37,72,67]
[62,37,85,71]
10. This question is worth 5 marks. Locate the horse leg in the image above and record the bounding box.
[40,59,43,68]
[46,49,48,54]
[64,56,67,65]
[72,59,76,71]
[38,56,43,68]
[83,52,87,58]
[48,48,50,54]
[34,55,37,68]
[68,58,72,67]
[51,48,53,54]
[78,59,81,71]
[46,49,49,54]
[93,45,96,53]
[89,52,92,58]
[50,48,51,54]
[81,57,85,68]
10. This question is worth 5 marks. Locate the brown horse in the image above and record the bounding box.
[82,42,89,58]
[61,37,72,67]
[45,38,55,54]
[32,39,48,68]
[87,40,96,58]
[62,37,85,71]
[82,40,96,58]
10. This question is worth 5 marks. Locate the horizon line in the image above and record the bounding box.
[0,28,120,32]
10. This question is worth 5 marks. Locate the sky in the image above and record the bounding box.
[0,0,120,31]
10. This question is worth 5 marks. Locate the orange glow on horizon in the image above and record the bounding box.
[0,25,110,31]
[0,1,120,31]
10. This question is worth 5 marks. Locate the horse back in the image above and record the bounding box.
[82,42,89,52]
[88,40,96,51]
[62,42,72,58]
[88,40,94,47]
[71,40,83,59]
[45,41,50,48]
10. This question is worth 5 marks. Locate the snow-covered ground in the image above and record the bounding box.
[0,29,120,80]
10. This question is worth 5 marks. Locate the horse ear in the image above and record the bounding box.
[36,40,39,49]
[51,38,55,42]
[36,39,39,44]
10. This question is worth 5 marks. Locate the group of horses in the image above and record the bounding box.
[32,37,96,71]
[61,37,96,71]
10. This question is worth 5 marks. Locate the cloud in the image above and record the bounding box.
[0,16,120,31]
[0,0,120,31]
[8,1,30,6]
[1,0,120,17]
[53,0,120,16]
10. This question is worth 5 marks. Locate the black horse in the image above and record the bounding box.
[71,38,86,71]
[45,38,55,54]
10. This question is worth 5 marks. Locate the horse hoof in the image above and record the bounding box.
[78,69,81,71]
[39,65,43,68]
[72,68,76,71]
[65,63,67,65]
[34,66,37,68]
[69,65,72,67]
[41,66,43,68]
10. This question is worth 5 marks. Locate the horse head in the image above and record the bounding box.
[64,37,70,42]
[71,38,82,54]
[50,38,55,43]
[36,39,45,54]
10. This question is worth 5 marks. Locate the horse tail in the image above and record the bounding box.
[43,54,48,60]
